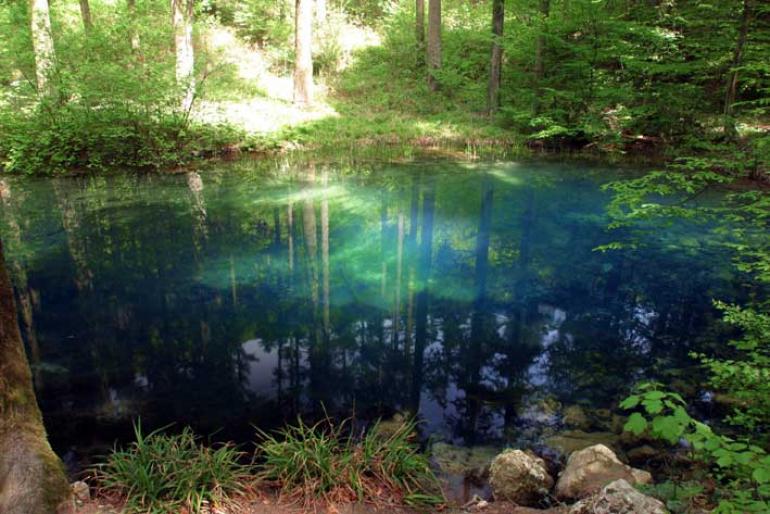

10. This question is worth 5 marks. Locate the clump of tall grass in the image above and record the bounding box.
[256,416,443,508]
[96,421,252,513]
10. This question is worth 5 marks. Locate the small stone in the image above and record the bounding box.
[489,449,554,506]
[555,444,652,500]
[71,481,90,503]
[569,479,668,513]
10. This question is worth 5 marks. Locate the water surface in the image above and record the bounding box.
[0,157,747,467]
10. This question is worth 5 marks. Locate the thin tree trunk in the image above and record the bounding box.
[172,0,194,112]
[127,0,140,51]
[79,0,93,32]
[293,0,313,105]
[0,239,70,514]
[723,0,751,140]
[533,0,549,113]
[487,0,504,114]
[416,0,425,49]
[427,0,441,91]
[29,0,56,95]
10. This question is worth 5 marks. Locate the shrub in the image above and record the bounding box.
[96,422,252,513]
[256,416,443,508]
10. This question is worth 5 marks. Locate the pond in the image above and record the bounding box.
[0,157,749,472]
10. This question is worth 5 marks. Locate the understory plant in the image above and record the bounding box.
[256,416,443,508]
[621,382,770,512]
[607,151,770,512]
[96,421,252,513]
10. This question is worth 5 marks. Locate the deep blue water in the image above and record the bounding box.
[0,157,748,468]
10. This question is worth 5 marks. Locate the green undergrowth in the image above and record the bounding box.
[256,416,443,508]
[96,422,252,514]
[93,417,443,513]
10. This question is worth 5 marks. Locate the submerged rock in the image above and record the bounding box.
[555,444,652,500]
[374,412,410,439]
[569,479,667,513]
[626,445,663,465]
[431,442,499,481]
[563,406,591,430]
[544,430,620,456]
[489,449,554,506]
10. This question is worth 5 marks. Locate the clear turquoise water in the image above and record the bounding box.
[0,157,748,466]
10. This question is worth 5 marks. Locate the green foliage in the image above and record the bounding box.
[698,303,770,432]
[215,0,293,49]
[96,421,252,514]
[256,416,443,507]
[621,382,770,512]
[639,480,705,514]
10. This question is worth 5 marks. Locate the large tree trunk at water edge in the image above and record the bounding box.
[0,239,70,514]
[293,0,313,105]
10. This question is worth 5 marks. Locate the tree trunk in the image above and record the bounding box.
[79,0,93,32]
[127,0,140,51]
[533,0,549,113]
[293,0,313,105]
[29,0,56,95]
[487,0,504,114]
[172,0,195,112]
[723,0,751,140]
[416,0,425,49]
[426,0,441,91]
[0,240,70,514]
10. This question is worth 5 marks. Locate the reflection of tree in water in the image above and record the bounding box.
[0,161,751,456]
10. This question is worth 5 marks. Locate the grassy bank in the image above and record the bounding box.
[90,418,441,513]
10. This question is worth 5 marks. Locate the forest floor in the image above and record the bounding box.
[192,26,519,156]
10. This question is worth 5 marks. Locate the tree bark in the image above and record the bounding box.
[79,0,93,32]
[293,0,313,105]
[29,0,56,95]
[533,0,549,113]
[487,0,504,114]
[426,0,441,91]
[127,0,140,51]
[416,0,425,49]
[0,239,71,514]
[723,0,751,140]
[172,0,195,112]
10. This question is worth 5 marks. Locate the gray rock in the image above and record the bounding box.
[569,479,667,513]
[489,449,554,506]
[555,444,652,500]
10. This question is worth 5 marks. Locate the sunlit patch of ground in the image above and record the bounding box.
[193,24,379,135]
